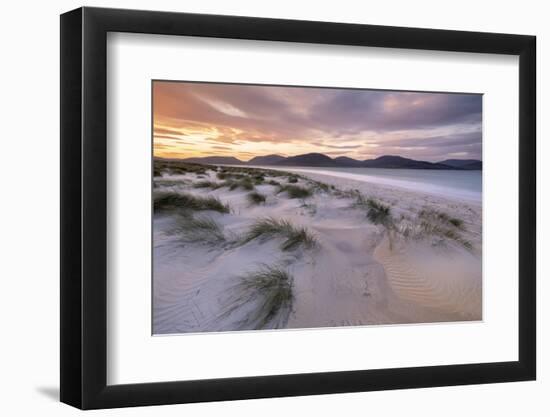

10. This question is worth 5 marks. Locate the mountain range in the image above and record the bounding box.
[178,153,482,170]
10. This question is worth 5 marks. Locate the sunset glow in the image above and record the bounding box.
[153,81,482,162]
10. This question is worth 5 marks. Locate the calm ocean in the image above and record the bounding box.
[275,167,482,202]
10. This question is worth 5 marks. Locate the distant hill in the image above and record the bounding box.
[274,153,339,167]
[364,155,452,170]
[461,161,482,170]
[438,159,482,170]
[171,154,482,170]
[181,156,245,165]
[247,154,287,165]
[334,156,365,167]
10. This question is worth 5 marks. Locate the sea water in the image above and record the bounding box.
[275,167,482,202]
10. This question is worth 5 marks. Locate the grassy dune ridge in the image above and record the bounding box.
[154,158,474,253]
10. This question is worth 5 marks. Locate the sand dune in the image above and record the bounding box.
[152,162,482,334]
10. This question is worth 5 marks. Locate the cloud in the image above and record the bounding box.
[309,91,482,132]
[153,81,482,161]
[196,96,248,117]
[153,127,188,136]
[375,131,482,149]
[312,142,363,150]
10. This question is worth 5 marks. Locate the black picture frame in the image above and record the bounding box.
[60,6,536,410]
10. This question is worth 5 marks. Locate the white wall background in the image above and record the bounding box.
[0,0,545,415]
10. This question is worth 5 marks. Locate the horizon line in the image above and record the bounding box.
[153,153,482,163]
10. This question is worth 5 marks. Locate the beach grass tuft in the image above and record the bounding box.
[154,192,229,213]
[278,184,312,199]
[242,218,317,251]
[311,180,331,193]
[224,177,255,191]
[252,174,265,184]
[449,218,463,228]
[221,265,294,329]
[366,198,392,225]
[154,179,187,188]
[419,209,464,229]
[419,220,472,249]
[154,159,211,176]
[353,194,392,226]
[193,180,219,189]
[239,178,255,190]
[172,214,226,244]
[247,191,267,205]
[216,171,230,180]
[397,208,471,249]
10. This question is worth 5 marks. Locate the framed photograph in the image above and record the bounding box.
[60,7,536,409]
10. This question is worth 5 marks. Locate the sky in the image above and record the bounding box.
[153,81,482,162]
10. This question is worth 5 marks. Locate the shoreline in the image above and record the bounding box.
[249,165,482,204]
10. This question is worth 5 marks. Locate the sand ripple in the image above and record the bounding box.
[374,236,481,320]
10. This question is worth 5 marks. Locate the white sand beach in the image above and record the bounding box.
[152,162,482,335]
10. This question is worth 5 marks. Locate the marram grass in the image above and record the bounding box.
[153,192,229,213]
[218,264,295,330]
[242,218,317,251]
